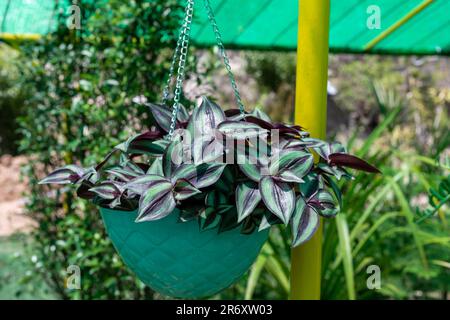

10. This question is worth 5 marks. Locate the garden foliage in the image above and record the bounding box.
[18,0,182,299]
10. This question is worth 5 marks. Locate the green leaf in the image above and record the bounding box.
[136,180,175,222]
[323,174,343,208]
[215,166,235,194]
[335,214,356,300]
[198,207,221,231]
[300,173,321,199]
[259,176,295,224]
[238,163,262,182]
[236,182,261,222]
[218,207,239,233]
[178,209,201,223]
[205,190,228,207]
[217,120,268,139]
[291,196,320,247]
[172,163,226,189]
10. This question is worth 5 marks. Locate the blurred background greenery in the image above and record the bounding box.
[0,0,448,300]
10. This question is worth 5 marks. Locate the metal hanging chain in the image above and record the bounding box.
[203,0,245,114]
[168,0,195,139]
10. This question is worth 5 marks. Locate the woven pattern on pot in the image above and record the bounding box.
[100,208,269,298]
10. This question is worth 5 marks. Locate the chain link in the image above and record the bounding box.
[167,0,195,139]
[166,0,245,139]
[203,0,245,114]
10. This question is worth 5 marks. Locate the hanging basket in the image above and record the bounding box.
[101,207,269,298]
[38,0,380,301]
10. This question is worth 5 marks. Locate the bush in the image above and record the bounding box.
[0,43,27,155]
[18,0,182,299]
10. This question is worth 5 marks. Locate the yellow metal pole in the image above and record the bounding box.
[290,0,330,300]
[0,33,41,41]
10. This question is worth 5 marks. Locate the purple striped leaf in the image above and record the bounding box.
[276,170,305,183]
[136,180,175,222]
[147,158,164,176]
[147,103,173,133]
[39,165,87,185]
[177,103,190,122]
[259,176,295,224]
[115,132,167,156]
[124,174,169,195]
[291,196,320,247]
[236,182,261,222]
[236,143,268,182]
[217,120,268,140]
[270,150,314,182]
[245,116,302,136]
[106,166,141,182]
[251,108,271,122]
[258,212,283,232]
[174,179,201,201]
[316,189,339,217]
[163,139,185,177]
[188,96,226,137]
[171,163,226,189]
[89,182,123,200]
[238,163,262,182]
[317,163,353,180]
[192,135,224,164]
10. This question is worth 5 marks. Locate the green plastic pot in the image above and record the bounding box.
[100,207,269,298]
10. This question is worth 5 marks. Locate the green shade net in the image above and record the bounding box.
[1,0,449,55]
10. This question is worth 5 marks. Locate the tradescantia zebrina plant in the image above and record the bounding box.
[40,96,380,247]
